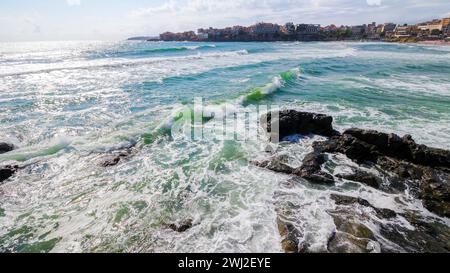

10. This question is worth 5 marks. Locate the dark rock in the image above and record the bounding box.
[254,155,294,174]
[0,165,18,183]
[168,219,193,232]
[376,156,450,217]
[314,134,380,163]
[337,170,382,189]
[330,194,397,219]
[100,156,121,167]
[331,194,371,207]
[262,110,339,141]
[99,148,136,167]
[379,212,450,253]
[293,152,334,184]
[0,142,15,154]
[420,169,450,218]
[343,128,450,168]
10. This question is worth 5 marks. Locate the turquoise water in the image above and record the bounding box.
[0,41,449,253]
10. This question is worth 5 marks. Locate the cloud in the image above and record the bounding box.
[367,0,382,6]
[66,0,81,6]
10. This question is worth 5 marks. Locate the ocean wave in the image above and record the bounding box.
[240,68,301,105]
[0,49,248,78]
[144,44,217,53]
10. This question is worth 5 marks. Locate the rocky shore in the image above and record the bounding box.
[1,110,449,253]
[258,110,450,253]
[0,142,17,183]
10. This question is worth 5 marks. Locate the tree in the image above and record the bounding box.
[430,29,441,36]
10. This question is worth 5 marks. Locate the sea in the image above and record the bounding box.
[0,41,449,252]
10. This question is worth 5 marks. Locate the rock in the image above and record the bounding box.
[344,128,450,168]
[337,169,382,189]
[262,110,339,141]
[376,156,450,217]
[330,194,397,219]
[379,212,450,253]
[254,155,294,174]
[314,134,380,163]
[0,142,15,154]
[293,152,334,184]
[327,231,379,253]
[258,111,450,220]
[99,148,136,167]
[0,165,18,183]
[420,169,450,218]
[168,219,193,232]
[100,156,121,167]
[331,194,371,207]
[277,218,301,253]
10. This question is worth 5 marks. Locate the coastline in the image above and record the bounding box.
[139,37,450,46]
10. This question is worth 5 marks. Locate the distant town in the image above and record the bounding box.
[129,17,450,43]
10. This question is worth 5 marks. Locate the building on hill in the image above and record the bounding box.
[284,22,296,35]
[297,24,320,34]
[382,23,397,36]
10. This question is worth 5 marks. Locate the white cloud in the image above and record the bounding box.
[66,0,81,6]
[367,0,382,6]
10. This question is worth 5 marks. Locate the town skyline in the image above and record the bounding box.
[147,16,450,42]
[1,0,450,42]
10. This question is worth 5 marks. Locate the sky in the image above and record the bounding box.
[0,0,449,41]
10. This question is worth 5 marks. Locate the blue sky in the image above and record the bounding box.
[1,0,449,41]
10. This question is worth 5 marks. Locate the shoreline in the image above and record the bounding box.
[140,38,450,46]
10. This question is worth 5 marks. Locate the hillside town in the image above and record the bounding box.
[151,17,450,43]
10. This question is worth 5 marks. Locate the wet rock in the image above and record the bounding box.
[254,155,294,174]
[99,148,136,167]
[379,213,450,253]
[262,110,339,141]
[327,200,381,253]
[337,169,382,189]
[168,219,193,233]
[292,152,334,184]
[376,156,450,217]
[0,165,18,183]
[277,218,301,253]
[0,142,15,154]
[330,194,397,219]
[331,194,371,207]
[327,231,379,253]
[314,134,380,163]
[344,128,450,168]
[313,127,450,217]
[420,169,450,218]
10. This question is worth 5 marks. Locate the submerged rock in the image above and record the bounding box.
[0,142,15,154]
[0,165,18,183]
[262,110,339,141]
[99,148,137,167]
[168,219,193,233]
